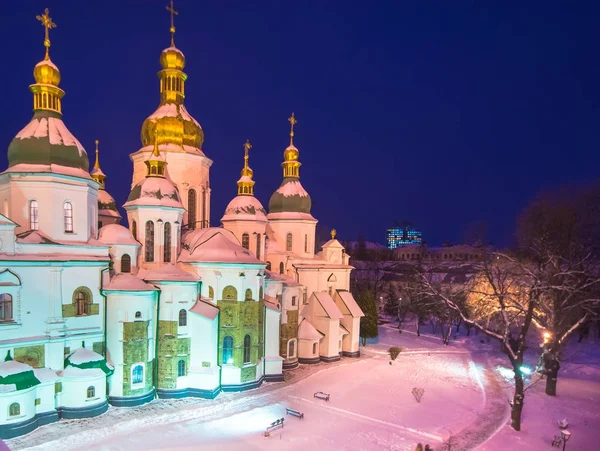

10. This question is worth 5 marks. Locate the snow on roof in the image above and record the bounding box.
[180,228,262,265]
[189,299,219,320]
[0,213,16,226]
[98,189,117,206]
[298,319,324,341]
[124,176,184,209]
[267,212,316,221]
[221,195,267,222]
[35,59,59,71]
[33,367,59,382]
[313,292,344,319]
[0,384,16,393]
[276,180,308,197]
[0,360,33,378]
[15,117,86,156]
[60,366,106,378]
[16,230,59,245]
[264,295,280,312]
[162,45,185,56]
[138,264,199,282]
[104,273,157,292]
[3,163,92,180]
[98,224,138,246]
[321,239,345,249]
[180,105,202,129]
[336,291,365,318]
[339,324,350,335]
[264,270,302,286]
[67,348,104,365]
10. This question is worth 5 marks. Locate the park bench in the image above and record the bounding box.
[285,407,304,419]
[264,418,285,437]
[313,391,330,402]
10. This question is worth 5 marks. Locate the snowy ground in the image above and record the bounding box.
[7,320,600,450]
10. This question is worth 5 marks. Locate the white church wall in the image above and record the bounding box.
[0,387,36,425]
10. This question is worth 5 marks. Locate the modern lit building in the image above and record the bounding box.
[386,224,422,249]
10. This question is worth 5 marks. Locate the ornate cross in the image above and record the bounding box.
[244,139,252,168]
[36,8,56,60]
[331,229,337,240]
[166,0,178,46]
[288,112,297,144]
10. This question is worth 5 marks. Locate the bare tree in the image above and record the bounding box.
[517,184,600,395]
[418,255,537,431]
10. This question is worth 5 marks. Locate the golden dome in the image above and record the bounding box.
[241,166,254,178]
[141,103,204,149]
[284,144,299,162]
[160,46,185,70]
[34,59,60,86]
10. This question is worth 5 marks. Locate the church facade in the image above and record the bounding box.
[0,7,363,439]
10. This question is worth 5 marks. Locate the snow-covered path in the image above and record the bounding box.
[9,324,516,451]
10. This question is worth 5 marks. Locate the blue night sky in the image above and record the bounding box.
[1,1,598,246]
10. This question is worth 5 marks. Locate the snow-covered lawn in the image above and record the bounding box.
[7,322,600,450]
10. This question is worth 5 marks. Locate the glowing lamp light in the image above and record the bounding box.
[519,365,532,375]
[543,331,551,344]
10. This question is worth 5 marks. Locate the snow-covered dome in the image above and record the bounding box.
[180,228,262,264]
[124,176,184,209]
[0,358,41,392]
[222,195,267,223]
[98,190,121,220]
[104,273,157,292]
[64,347,113,376]
[98,224,138,245]
[8,111,90,173]
[268,178,312,214]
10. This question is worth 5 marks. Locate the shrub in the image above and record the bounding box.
[389,346,403,360]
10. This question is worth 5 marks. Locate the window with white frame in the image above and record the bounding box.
[64,202,73,232]
[29,200,39,230]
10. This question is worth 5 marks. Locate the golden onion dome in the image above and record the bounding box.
[33,59,60,86]
[140,103,204,149]
[160,46,185,70]
[284,144,299,162]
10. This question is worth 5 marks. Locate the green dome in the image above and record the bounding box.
[8,110,89,171]
[268,178,312,214]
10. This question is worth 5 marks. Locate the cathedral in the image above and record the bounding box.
[0,6,363,439]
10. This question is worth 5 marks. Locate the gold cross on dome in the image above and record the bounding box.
[36,8,56,60]
[288,112,297,145]
[244,139,252,158]
[331,229,337,240]
[166,0,178,46]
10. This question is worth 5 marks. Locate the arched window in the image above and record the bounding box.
[75,290,89,316]
[256,234,261,259]
[288,339,295,358]
[266,261,271,271]
[132,364,144,384]
[179,309,187,326]
[242,233,249,250]
[208,286,214,299]
[279,262,284,274]
[188,189,197,229]
[87,386,95,398]
[243,334,251,364]
[64,202,73,233]
[0,294,13,322]
[222,285,237,301]
[305,234,308,253]
[222,336,233,364]
[132,220,137,240]
[145,221,154,262]
[164,222,172,262]
[177,359,186,377]
[9,403,20,417]
[313,343,317,355]
[245,288,252,301]
[286,233,293,252]
[121,254,131,273]
[29,200,39,230]
[135,311,142,319]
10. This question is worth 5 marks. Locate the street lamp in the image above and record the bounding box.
[561,430,571,451]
